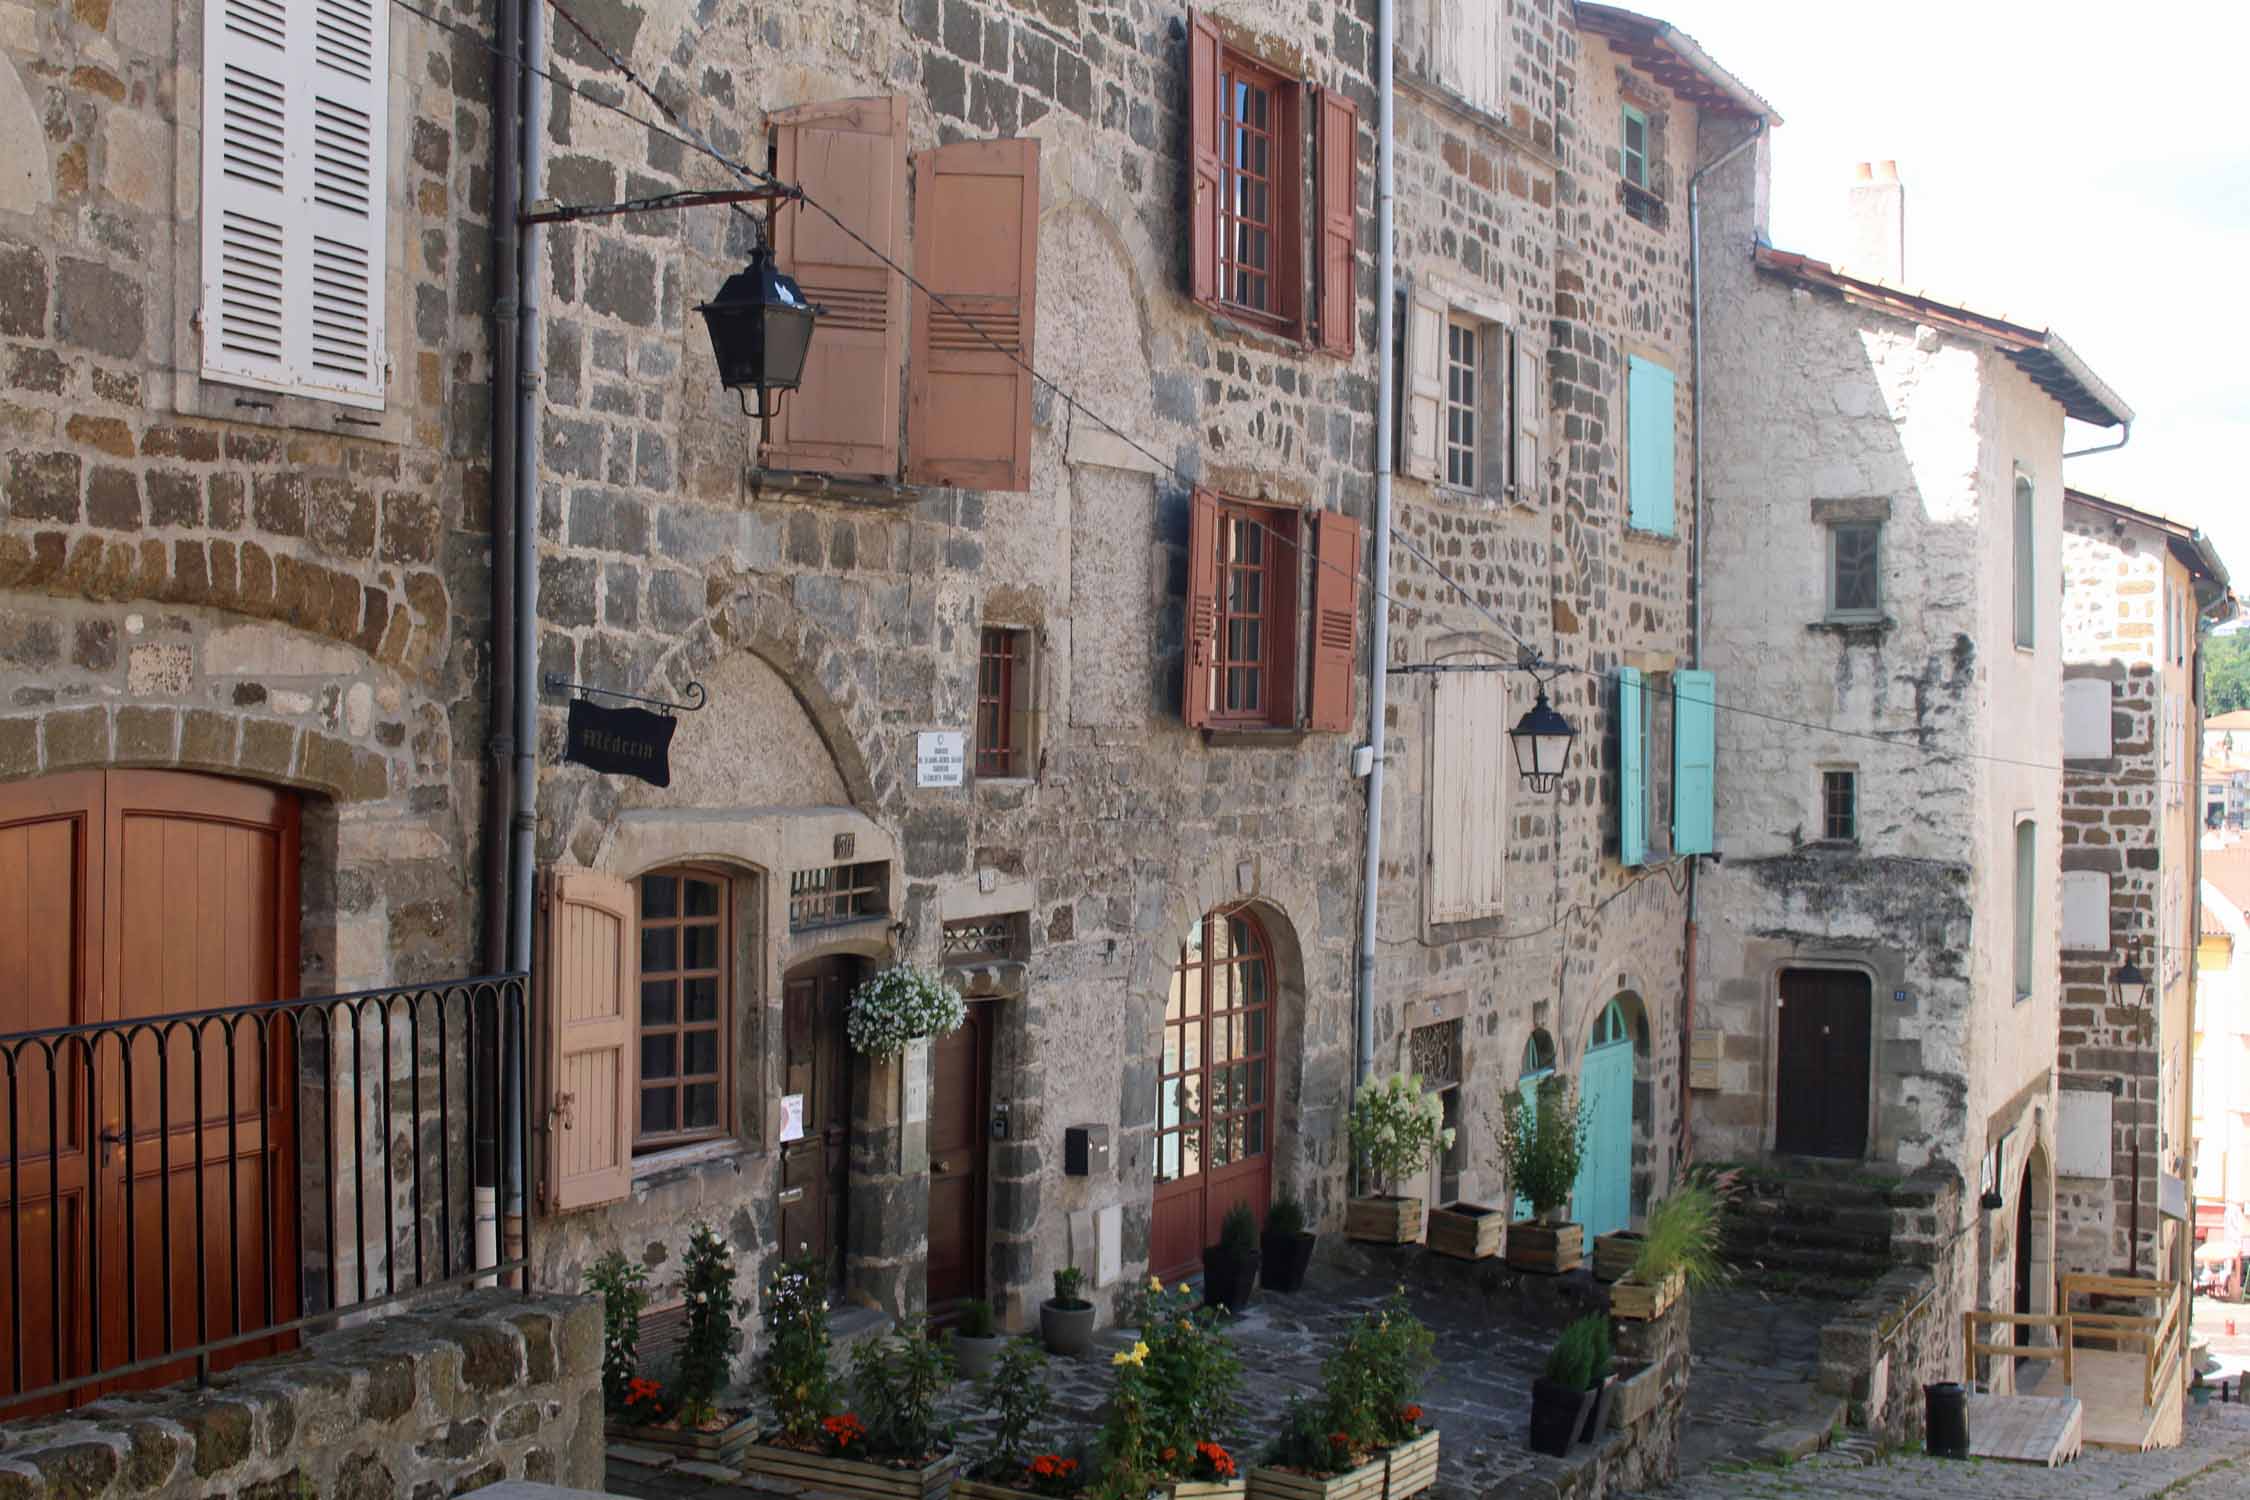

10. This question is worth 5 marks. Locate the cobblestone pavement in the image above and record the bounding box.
[1673,1285,1836,1474]
[1649,1400,2250,1499]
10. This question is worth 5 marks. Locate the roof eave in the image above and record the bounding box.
[1573,3,1780,123]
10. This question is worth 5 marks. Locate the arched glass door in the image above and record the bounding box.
[1151,908,1274,1279]
[1574,999,1633,1237]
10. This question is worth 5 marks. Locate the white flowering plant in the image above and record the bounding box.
[846,965,967,1059]
[1348,1072,1454,1196]
[672,1222,741,1427]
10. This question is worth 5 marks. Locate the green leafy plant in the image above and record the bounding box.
[850,1319,955,1461]
[846,965,968,1058]
[1050,1265,1089,1309]
[758,1250,837,1445]
[1322,1288,1436,1451]
[1115,1278,1242,1476]
[1267,1394,1355,1475]
[1627,1184,1730,1292]
[1499,1074,1589,1222]
[959,1298,998,1339]
[585,1249,651,1410]
[1219,1202,1259,1258]
[1349,1072,1455,1196]
[1093,1335,1159,1500]
[673,1223,742,1426]
[976,1337,1051,1477]
[1542,1315,1609,1393]
[1266,1193,1308,1239]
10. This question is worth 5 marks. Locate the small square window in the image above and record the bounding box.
[1827,522,1882,619]
[788,862,888,931]
[1621,105,1648,188]
[1822,770,1857,842]
[976,627,1035,779]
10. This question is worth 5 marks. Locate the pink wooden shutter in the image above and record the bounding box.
[768,96,909,477]
[1314,89,1358,357]
[1307,509,1361,731]
[1183,488,1221,728]
[542,866,635,1213]
[1188,12,1222,311]
[905,137,1041,493]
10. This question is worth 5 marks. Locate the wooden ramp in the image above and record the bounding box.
[1964,1392,2083,1466]
[2023,1349,2182,1451]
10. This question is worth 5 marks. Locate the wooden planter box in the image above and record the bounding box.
[744,1442,962,1500]
[953,1480,1039,1500]
[1382,1430,1439,1500]
[1160,1480,1247,1500]
[1504,1220,1582,1274]
[1590,1230,1642,1284]
[1607,1269,1683,1322]
[1346,1195,1422,1245]
[1425,1203,1505,1261]
[1607,1359,1663,1431]
[616,1411,760,1462]
[1247,1458,1386,1500]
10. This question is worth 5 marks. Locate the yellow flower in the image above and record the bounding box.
[1148,1274,1164,1292]
[1176,1282,1191,1294]
[1112,1341,1150,1367]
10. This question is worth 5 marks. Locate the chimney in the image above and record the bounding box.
[1847,159,1904,284]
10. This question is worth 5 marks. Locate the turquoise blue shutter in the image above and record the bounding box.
[1672,669,1715,855]
[1627,356,1676,535]
[1618,667,1645,865]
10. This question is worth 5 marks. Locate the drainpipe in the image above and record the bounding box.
[1680,116,1763,1167]
[2063,418,2132,461]
[1352,0,1396,1109]
[477,0,524,1280]
[503,0,550,1283]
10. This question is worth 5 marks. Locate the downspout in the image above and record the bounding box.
[504,0,550,1283]
[1352,0,1396,1104]
[477,0,523,1279]
[2063,418,2132,461]
[1680,115,1763,1166]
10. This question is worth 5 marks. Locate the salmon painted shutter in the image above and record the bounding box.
[1187,11,1222,310]
[1307,510,1361,731]
[542,866,635,1213]
[1183,488,1222,728]
[906,138,1040,493]
[1617,667,1645,866]
[1512,337,1540,502]
[1403,287,1444,479]
[1671,669,1715,855]
[769,96,908,477]
[1314,89,1358,357]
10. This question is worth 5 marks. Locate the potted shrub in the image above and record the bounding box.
[1321,1288,1439,1500]
[1260,1193,1317,1294]
[1424,1202,1506,1262]
[1574,1317,1615,1444]
[748,1319,963,1500]
[848,965,969,1058]
[1204,1203,1261,1312]
[1246,1396,1386,1500]
[1498,1075,1588,1273]
[621,1224,759,1459]
[1611,1184,1726,1322]
[1345,1073,1453,1244]
[1100,1279,1244,1500]
[952,1299,1007,1381]
[1041,1266,1097,1357]
[954,1338,1080,1500]
[1525,1316,1604,1458]
[587,1248,651,1425]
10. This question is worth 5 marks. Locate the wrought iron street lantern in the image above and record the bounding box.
[1509,685,1578,793]
[695,242,817,419]
[2113,950,2151,1009]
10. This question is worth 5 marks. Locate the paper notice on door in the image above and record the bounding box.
[779,1092,806,1144]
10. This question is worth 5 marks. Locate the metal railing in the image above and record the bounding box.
[0,974,533,1413]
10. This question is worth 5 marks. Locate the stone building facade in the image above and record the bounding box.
[1693,164,2132,1384]
[2055,489,2231,1283]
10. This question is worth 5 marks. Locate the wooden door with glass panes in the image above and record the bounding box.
[1151,909,1273,1279]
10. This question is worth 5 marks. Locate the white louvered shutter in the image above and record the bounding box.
[201,0,389,407]
[1512,337,1540,502]
[1402,287,1444,480]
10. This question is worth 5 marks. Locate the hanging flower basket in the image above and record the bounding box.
[847,965,968,1059]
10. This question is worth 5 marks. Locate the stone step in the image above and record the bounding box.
[1722,1220,1890,1257]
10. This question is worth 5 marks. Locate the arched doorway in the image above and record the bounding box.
[1513,1030,1554,1220]
[1151,908,1274,1280]
[1574,999,1633,1238]
[2014,1144,2054,1353]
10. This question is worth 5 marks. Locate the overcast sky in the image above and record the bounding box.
[1651,0,2249,589]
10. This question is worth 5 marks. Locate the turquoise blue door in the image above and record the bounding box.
[1573,1001,1634,1238]
[1514,1031,1554,1221]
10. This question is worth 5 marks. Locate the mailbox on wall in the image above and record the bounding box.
[1065,1124,1110,1177]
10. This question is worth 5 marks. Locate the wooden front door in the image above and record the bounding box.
[1773,968,1872,1159]
[1572,1000,1634,1239]
[926,1000,992,1311]
[781,955,856,1296]
[0,771,298,1410]
[1152,910,1274,1280]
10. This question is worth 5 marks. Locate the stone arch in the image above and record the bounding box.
[2018,1139,2056,1328]
[702,577,896,808]
[1,702,397,805]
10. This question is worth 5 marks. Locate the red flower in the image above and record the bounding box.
[823,1413,867,1451]
[1400,1404,1423,1425]
[624,1377,664,1406]
[1160,1448,1178,1464]
[1193,1442,1237,1479]
[1329,1434,1352,1449]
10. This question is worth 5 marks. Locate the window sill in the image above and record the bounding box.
[1199,306,1308,357]
[1624,524,1680,545]
[1620,180,1669,229]
[1202,726,1311,748]
[174,373,411,446]
[632,1137,750,1180]
[1807,617,1897,642]
[748,466,918,508]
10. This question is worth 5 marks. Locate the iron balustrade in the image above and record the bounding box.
[0,973,533,1413]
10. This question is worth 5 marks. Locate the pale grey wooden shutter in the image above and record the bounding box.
[201,0,389,406]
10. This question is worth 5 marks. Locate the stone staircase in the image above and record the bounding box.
[1718,1160,1913,1300]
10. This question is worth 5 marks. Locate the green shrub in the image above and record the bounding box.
[758,1251,836,1445]
[960,1298,998,1338]
[673,1224,741,1425]
[1051,1266,1089,1309]
[1628,1184,1730,1292]
[1219,1202,1259,1258]
[1322,1288,1435,1451]
[850,1320,955,1460]
[977,1338,1051,1477]
[1267,1395,1352,1475]
[1499,1076,1589,1222]
[1348,1073,1453,1195]
[1266,1193,1308,1239]
[585,1250,650,1410]
[1542,1315,1609,1393]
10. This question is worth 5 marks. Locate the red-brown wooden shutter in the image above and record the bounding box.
[1183,487,1221,728]
[542,866,635,1213]
[905,137,1041,493]
[768,95,908,477]
[1314,89,1358,357]
[1187,11,1222,311]
[1266,508,1300,727]
[1307,509,1361,731]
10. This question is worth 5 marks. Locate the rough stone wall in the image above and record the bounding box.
[0,0,497,995]
[0,1291,601,1499]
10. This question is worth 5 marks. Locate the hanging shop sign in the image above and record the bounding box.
[546,675,708,789]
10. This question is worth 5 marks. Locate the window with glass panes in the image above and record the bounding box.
[1219,55,1286,316]
[1446,317,1479,489]
[1214,505,1274,722]
[1827,522,1880,619]
[975,627,1023,777]
[1621,105,1648,187]
[637,867,729,1150]
[1822,769,1857,842]
[1156,909,1273,1188]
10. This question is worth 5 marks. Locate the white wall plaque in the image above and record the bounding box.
[779,1092,805,1143]
[905,1038,930,1123]
[916,731,966,788]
